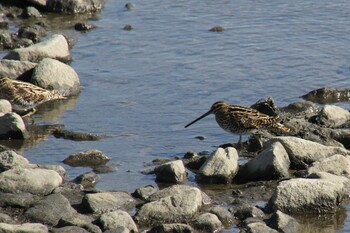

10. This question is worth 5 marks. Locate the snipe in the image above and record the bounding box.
[185,101,289,144]
[0,77,66,115]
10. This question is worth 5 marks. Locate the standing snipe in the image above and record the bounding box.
[0,77,65,114]
[185,101,289,144]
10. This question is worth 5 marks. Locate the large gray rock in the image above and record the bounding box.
[31,58,80,95]
[0,60,36,79]
[3,34,70,63]
[305,154,350,178]
[154,160,187,183]
[83,192,136,214]
[0,168,62,195]
[318,105,350,127]
[46,0,104,13]
[208,206,234,226]
[0,147,30,171]
[197,147,239,183]
[132,185,157,201]
[193,213,223,233]
[266,176,350,214]
[245,222,278,233]
[135,185,204,225]
[0,223,48,233]
[0,192,38,208]
[25,193,77,226]
[99,210,138,232]
[0,113,27,140]
[267,210,300,233]
[148,223,194,233]
[233,203,265,220]
[0,99,12,114]
[269,137,350,169]
[238,142,290,181]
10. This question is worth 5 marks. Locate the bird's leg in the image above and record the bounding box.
[235,133,243,150]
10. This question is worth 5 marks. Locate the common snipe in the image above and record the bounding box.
[185,101,289,144]
[0,77,65,114]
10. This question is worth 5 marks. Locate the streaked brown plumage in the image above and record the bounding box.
[185,101,289,144]
[0,77,65,112]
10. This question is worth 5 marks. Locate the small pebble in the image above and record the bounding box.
[209,26,224,32]
[74,23,96,32]
[123,24,133,31]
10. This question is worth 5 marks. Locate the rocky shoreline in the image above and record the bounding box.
[1,1,350,233]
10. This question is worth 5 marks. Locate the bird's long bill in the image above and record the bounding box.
[185,110,212,128]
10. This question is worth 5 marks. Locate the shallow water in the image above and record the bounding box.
[2,0,350,231]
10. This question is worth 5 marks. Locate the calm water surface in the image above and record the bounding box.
[2,0,350,232]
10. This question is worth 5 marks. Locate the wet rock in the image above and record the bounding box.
[265,176,350,214]
[0,168,62,195]
[74,23,96,32]
[154,160,187,183]
[193,213,223,233]
[72,172,99,189]
[208,206,234,226]
[197,147,239,183]
[123,24,133,31]
[99,210,138,232]
[0,223,48,233]
[92,164,117,173]
[135,185,204,225]
[46,0,104,13]
[0,113,27,140]
[52,226,89,233]
[63,149,110,167]
[4,34,70,63]
[209,26,224,32]
[301,87,350,104]
[182,151,207,170]
[0,147,30,171]
[52,128,105,141]
[267,210,300,233]
[132,185,157,201]
[238,142,290,181]
[0,60,36,79]
[31,57,80,95]
[281,101,320,117]
[83,191,136,214]
[304,154,350,178]
[0,192,38,208]
[245,222,278,233]
[18,23,46,43]
[251,96,279,117]
[25,193,77,225]
[148,223,194,233]
[318,105,350,127]
[268,136,350,169]
[22,6,42,18]
[125,3,135,10]
[233,203,265,220]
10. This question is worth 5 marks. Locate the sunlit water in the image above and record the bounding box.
[2,0,350,232]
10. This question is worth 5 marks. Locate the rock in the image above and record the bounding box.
[135,185,204,225]
[193,213,223,233]
[83,191,136,214]
[237,142,290,181]
[233,203,265,220]
[0,223,48,233]
[0,18,9,29]
[74,23,96,32]
[208,206,234,226]
[0,192,38,208]
[132,185,157,201]
[72,172,99,189]
[307,171,350,187]
[63,149,110,167]
[154,160,187,183]
[251,97,279,117]
[267,210,300,233]
[99,210,138,232]
[0,60,36,79]
[0,113,27,140]
[52,226,89,233]
[245,222,278,233]
[0,168,62,195]
[0,99,12,114]
[18,23,46,43]
[301,87,350,104]
[0,147,30,171]
[30,164,66,178]
[46,0,104,13]
[197,147,239,183]
[22,7,42,18]
[52,128,104,141]
[25,0,47,7]
[304,154,350,178]
[318,105,350,127]
[268,137,350,169]
[148,223,194,233]
[123,24,133,31]
[58,214,101,233]
[25,193,77,226]
[209,26,224,32]
[31,57,80,95]
[0,213,12,223]
[124,3,135,10]
[3,34,70,63]
[0,31,14,49]
[265,177,349,214]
